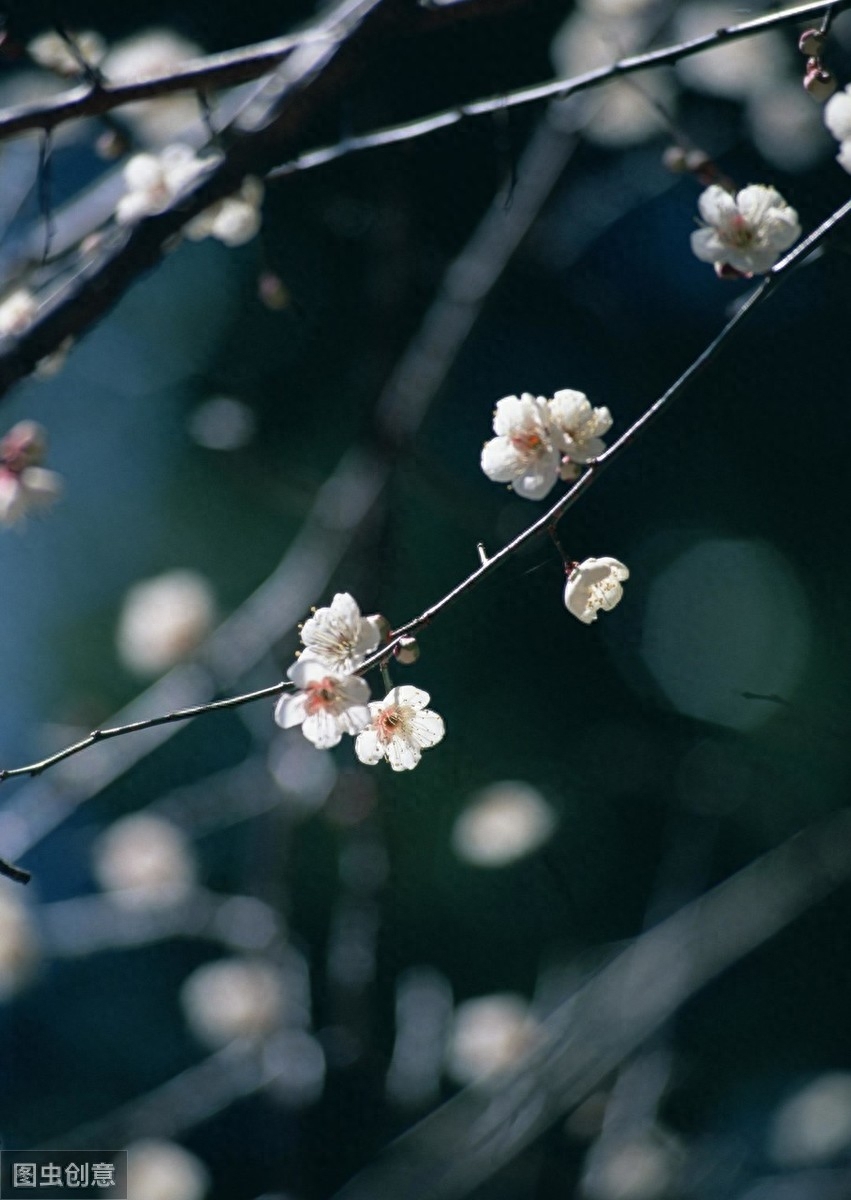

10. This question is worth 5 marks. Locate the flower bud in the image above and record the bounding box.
[258,271,290,311]
[394,636,420,665]
[804,63,837,101]
[798,29,826,57]
[95,128,130,160]
[662,145,689,173]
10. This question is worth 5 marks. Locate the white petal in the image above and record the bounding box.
[511,452,560,501]
[592,556,630,581]
[388,686,430,711]
[19,467,61,509]
[736,184,783,224]
[337,675,371,706]
[690,228,725,264]
[274,693,308,729]
[336,703,371,736]
[212,201,262,247]
[287,657,328,686]
[491,395,527,436]
[838,140,851,175]
[329,592,361,625]
[481,436,526,483]
[409,710,445,749]
[697,185,738,229]
[386,737,422,771]
[825,89,851,142]
[302,710,343,749]
[355,728,384,765]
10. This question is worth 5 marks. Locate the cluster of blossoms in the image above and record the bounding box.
[480,390,612,501]
[0,421,62,527]
[690,184,801,277]
[116,145,264,247]
[274,593,445,771]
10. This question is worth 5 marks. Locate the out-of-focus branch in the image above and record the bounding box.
[331,801,851,1200]
[0,0,539,144]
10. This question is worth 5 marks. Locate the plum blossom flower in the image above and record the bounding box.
[355,686,445,771]
[691,185,801,276]
[481,393,559,500]
[116,144,208,225]
[276,658,371,749]
[824,86,851,173]
[185,177,264,247]
[548,389,612,463]
[28,29,106,76]
[117,570,215,675]
[0,289,37,336]
[0,420,62,526]
[565,556,629,624]
[127,1140,209,1200]
[102,29,203,144]
[299,592,384,674]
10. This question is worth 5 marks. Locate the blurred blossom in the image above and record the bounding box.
[386,967,454,1108]
[582,1127,683,1200]
[92,813,197,908]
[0,290,37,337]
[0,889,39,1000]
[102,29,204,143]
[116,145,209,225]
[127,1140,209,1200]
[769,1073,851,1166]
[263,1030,326,1107]
[691,185,800,276]
[185,177,264,247]
[0,420,63,527]
[445,993,539,1085]
[188,396,256,450]
[452,781,556,867]
[116,569,216,676]
[181,956,287,1047]
[824,85,851,173]
[27,30,106,76]
[747,82,833,172]
[674,5,788,100]
[267,734,338,814]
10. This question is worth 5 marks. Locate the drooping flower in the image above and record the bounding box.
[185,177,264,247]
[824,86,851,173]
[690,184,801,276]
[481,393,560,500]
[0,420,62,526]
[299,592,383,674]
[355,686,445,771]
[276,658,371,749]
[564,556,629,624]
[548,389,612,463]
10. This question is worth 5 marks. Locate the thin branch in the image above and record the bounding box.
[268,0,851,181]
[2,197,849,808]
[0,0,538,144]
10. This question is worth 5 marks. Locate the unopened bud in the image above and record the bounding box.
[798,28,826,57]
[684,150,715,184]
[258,271,290,311]
[370,614,391,643]
[95,128,130,160]
[662,145,689,174]
[714,261,747,281]
[804,63,837,101]
[394,637,420,665]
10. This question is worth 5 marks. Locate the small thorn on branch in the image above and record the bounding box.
[477,542,488,565]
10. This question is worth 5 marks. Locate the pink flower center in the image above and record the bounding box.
[725,213,754,248]
[375,706,404,743]
[510,432,544,455]
[304,678,338,714]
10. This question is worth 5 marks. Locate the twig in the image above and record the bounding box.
[3,197,849,804]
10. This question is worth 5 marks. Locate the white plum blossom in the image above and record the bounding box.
[116,144,208,225]
[92,814,197,909]
[116,570,216,676]
[127,1140,209,1200]
[185,177,264,247]
[452,782,556,867]
[103,29,204,144]
[0,289,37,336]
[446,994,539,1085]
[355,686,445,771]
[691,185,801,276]
[181,957,286,1047]
[481,393,560,500]
[299,592,383,674]
[276,658,371,749]
[824,86,851,173]
[548,389,612,464]
[0,420,62,526]
[28,29,106,76]
[565,556,629,624]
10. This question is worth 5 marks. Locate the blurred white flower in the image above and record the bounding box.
[0,420,62,526]
[691,184,800,276]
[481,393,559,500]
[276,658,371,749]
[769,1073,851,1166]
[116,144,208,225]
[0,290,37,337]
[35,336,74,381]
[565,556,629,623]
[300,592,383,674]
[186,177,264,247]
[748,81,833,172]
[0,890,39,1001]
[824,86,851,172]
[446,993,538,1085]
[127,1140,209,1200]
[583,1127,684,1200]
[188,396,256,450]
[181,957,286,1047]
[674,4,788,100]
[28,29,106,76]
[116,569,216,676]
[103,29,204,144]
[92,814,197,908]
[548,390,612,463]
[355,686,445,771]
[452,782,556,867]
